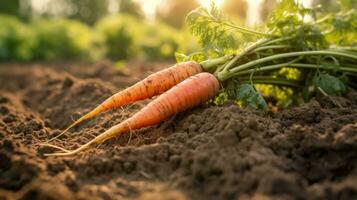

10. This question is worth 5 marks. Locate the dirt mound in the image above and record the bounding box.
[0,62,357,200]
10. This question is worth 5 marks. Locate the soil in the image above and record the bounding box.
[0,60,356,200]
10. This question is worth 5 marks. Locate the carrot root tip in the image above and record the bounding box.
[38,143,71,153]
[44,151,77,157]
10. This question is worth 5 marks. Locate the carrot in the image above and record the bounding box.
[47,61,202,142]
[43,72,220,156]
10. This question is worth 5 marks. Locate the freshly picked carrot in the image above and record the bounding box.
[46,61,201,142]
[44,72,220,156]
[47,56,231,143]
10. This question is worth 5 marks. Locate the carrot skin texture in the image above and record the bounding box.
[47,61,202,142]
[45,72,220,156]
[99,61,203,112]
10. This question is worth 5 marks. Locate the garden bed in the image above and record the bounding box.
[0,62,356,200]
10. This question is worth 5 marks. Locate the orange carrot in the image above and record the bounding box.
[43,72,220,156]
[47,61,202,142]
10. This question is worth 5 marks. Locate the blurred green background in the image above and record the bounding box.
[0,0,351,62]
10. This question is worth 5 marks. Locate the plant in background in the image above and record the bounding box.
[0,15,36,61]
[95,14,139,60]
[31,18,98,61]
[136,22,182,60]
[96,14,186,61]
[0,14,198,62]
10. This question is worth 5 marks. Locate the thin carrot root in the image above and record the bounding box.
[39,143,71,153]
[45,72,220,156]
[45,109,101,143]
[46,62,202,143]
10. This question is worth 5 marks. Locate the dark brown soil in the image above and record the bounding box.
[0,61,357,200]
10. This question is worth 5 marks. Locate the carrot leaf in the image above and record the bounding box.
[312,73,347,96]
[226,82,268,110]
[175,52,206,63]
[186,0,357,109]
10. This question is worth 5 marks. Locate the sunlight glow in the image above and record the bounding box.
[136,0,225,21]
[300,0,313,7]
[246,0,264,26]
[245,0,313,26]
[135,0,165,20]
[199,0,224,8]
[29,0,314,25]
[108,0,119,14]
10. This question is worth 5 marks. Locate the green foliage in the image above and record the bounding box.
[278,68,301,80]
[339,0,357,12]
[137,22,182,60]
[0,0,20,16]
[95,14,139,60]
[312,73,347,96]
[318,9,357,45]
[225,81,267,110]
[257,84,296,108]
[0,14,192,62]
[313,0,356,13]
[31,18,100,61]
[0,15,103,62]
[0,15,36,61]
[175,52,206,63]
[186,0,357,109]
[186,4,239,56]
[266,0,328,51]
[212,92,228,106]
[267,0,311,35]
[96,14,183,61]
[221,80,268,110]
[118,0,144,19]
[65,0,110,25]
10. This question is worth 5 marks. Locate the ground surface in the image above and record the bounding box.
[0,61,357,200]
